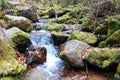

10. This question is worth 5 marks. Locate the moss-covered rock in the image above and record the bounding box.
[47,24,64,31]
[51,31,69,45]
[56,14,71,23]
[68,30,97,45]
[11,32,31,52]
[69,5,89,19]
[81,17,95,32]
[114,63,120,80]
[95,24,107,35]
[105,15,120,37]
[0,38,26,79]
[4,15,33,32]
[99,30,120,47]
[59,40,90,67]
[41,8,55,18]
[85,48,120,69]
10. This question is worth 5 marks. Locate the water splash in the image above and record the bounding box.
[30,30,65,73]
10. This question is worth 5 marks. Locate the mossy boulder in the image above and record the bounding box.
[41,8,55,18]
[99,30,120,47]
[47,24,64,31]
[85,48,120,69]
[95,24,107,35]
[114,63,120,80]
[80,17,95,32]
[68,30,97,45]
[56,14,71,23]
[69,5,89,19]
[105,15,120,37]
[59,40,90,67]
[51,31,69,45]
[4,15,33,32]
[11,32,31,52]
[0,38,26,79]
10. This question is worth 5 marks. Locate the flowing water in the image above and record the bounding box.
[29,29,66,76]
[25,19,114,80]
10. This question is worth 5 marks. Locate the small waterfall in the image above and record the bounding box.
[30,30,65,73]
[55,13,58,19]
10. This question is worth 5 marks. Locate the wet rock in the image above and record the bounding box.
[68,30,97,45]
[60,40,90,67]
[11,32,31,52]
[51,31,69,45]
[4,15,33,32]
[26,46,47,65]
[94,1,112,17]
[85,48,120,69]
[0,38,26,79]
[33,22,48,30]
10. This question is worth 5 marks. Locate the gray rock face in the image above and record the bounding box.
[16,4,38,22]
[0,26,10,43]
[4,9,17,16]
[5,27,23,39]
[60,40,90,67]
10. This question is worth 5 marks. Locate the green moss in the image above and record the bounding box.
[0,60,26,79]
[81,17,95,32]
[11,32,31,52]
[99,30,120,47]
[56,14,71,23]
[41,8,55,18]
[51,32,68,45]
[69,5,86,19]
[0,76,13,80]
[47,24,64,31]
[105,16,120,37]
[114,63,120,80]
[0,38,26,79]
[99,41,107,48]
[86,48,120,69]
[106,30,120,47]
[95,24,107,35]
[68,30,97,45]
[41,15,49,19]
[59,51,70,64]
[0,39,16,59]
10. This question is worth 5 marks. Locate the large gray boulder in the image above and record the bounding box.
[16,2,38,22]
[59,40,90,67]
[4,15,33,32]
